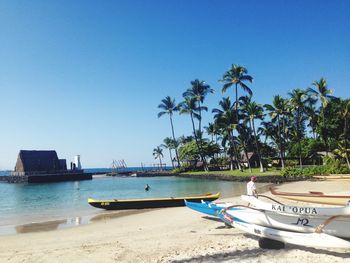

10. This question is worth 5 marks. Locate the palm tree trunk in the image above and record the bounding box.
[243,147,252,173]
[344,116,350,169]
[251,118,264,172]
[169,115,181,167]
[237,125,252,172]
[190,113,208,171]
[159,156,163,170]
[235,83,239,120]
[277,115,285,169]
[297,109,303,168]
[230,131,243,171]
[198,101,202,136]
[169,149,174,168]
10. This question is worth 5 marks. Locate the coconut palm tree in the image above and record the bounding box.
[212,97,243,171]
[288,89,308,168]
[179,97,208,171]
[334,140,350,169]
[304,102,319,140]
[161,137,176,168]
[264,95,286,169]
[183,79,214,134]
[339,100,350,169]
[220,64,253,118]
[236,125,253,173]
[307,78,336,151]
[204,122,217,143]
[157,96,180,167]
[244,101,265,172]
[153,146,164,170]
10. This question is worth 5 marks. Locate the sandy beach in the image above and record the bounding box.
[1,180,350,263]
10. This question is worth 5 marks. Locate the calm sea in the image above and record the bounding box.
[0,168,265,235]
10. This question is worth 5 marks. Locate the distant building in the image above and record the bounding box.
[14,150,68,174]
[241,152,259,168]
[2,150,91,183]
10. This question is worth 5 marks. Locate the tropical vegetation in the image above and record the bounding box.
[156,64,350,175]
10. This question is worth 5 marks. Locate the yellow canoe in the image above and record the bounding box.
[88,192,220,210]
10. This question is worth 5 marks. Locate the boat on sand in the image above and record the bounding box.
[223,203,350,238]
[219,210,350,249]
[313,175,350,180]
[185,200,235,217]
[241,194,350,216]
[88,192,220,210]
[270,187,350,206]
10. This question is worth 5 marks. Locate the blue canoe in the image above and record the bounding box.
[185,200,235,217]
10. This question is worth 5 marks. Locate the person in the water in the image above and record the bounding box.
[145,184,150,191]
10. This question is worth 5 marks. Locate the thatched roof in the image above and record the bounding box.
[14,150,65,173]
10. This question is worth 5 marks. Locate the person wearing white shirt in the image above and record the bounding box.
[247,176,258,197]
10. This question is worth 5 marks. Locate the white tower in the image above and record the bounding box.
[74,155,82,170]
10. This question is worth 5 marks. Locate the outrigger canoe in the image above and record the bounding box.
[219,210,350,249]
[223,204,350,238]
[313,175,350,180]
[241,194,350,216]
[185,200,235,217]
[88,192,220,210]
[270,187,350,206]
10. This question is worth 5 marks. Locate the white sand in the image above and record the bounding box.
[0,180,350,262]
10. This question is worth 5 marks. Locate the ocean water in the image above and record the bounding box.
[0,170,263,234]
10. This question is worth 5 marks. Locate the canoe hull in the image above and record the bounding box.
[88,192,220,210]
[226,207,350,238]
[241,195,350,216]
[219,211,350,249]
[270,187,350,206]
[185,201,233,217]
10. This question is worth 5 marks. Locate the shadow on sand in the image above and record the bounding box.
[171,233,350,263]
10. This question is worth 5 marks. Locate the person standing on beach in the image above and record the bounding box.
[247,176,258,198]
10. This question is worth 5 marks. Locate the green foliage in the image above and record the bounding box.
[281,165,350,177]
[178,140,220,162]
[287,138,325,158]
[171,165,190,173]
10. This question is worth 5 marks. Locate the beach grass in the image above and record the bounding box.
[181,168,281,177]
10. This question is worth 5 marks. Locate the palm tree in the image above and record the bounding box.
[220,64,253,118]
[179,97,209,171]
[304,102,319,140]
[161,137,176,168]
[158,96,180,167]
[307,78,336,151]
[212,97,243,171]
[183,79,214,134]
[236,125,253,173]
[334,140,350,169]
[153,146,164,170]
[339,100,350,169]
[204,122,217,143]
[309,78,335,109]
[288,89,308,168]
[264,95,286,169]
[244,101,265,172]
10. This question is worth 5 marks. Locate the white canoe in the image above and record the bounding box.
[241,195,350,216]
[221,212,350,249]
[225,206,350,238]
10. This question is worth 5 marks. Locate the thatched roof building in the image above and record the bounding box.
[14,150,67,173]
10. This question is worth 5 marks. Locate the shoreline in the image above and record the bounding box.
[0,180,350,262]
[0,182,273,236]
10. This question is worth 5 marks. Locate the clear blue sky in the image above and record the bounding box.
[0,0,349,169]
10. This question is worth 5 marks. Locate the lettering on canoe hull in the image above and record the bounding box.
[271,204,318,215]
